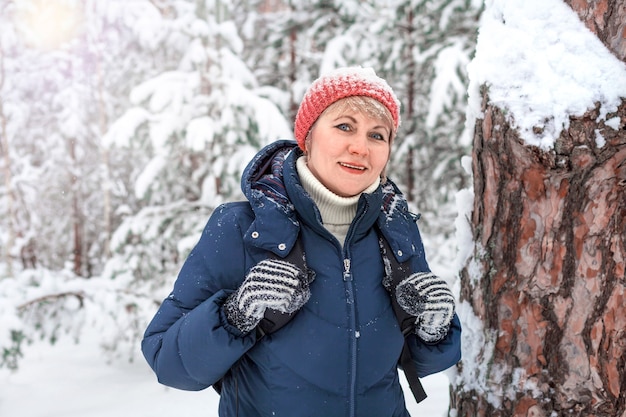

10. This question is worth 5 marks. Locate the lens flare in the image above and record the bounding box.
[16,0,83,50]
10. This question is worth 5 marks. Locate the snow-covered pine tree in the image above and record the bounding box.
[235,0,365,121]
[0,0,92,367]
[97,0,291,360]
[0,0,180,368]
[0,1,18,279]
[0,0,159,277]
[374,0,481,243]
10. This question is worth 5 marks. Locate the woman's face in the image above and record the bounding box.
[306,107,391,197]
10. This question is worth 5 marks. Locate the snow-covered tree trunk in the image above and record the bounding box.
[93,38,112,260]
[452,1,626,416]
[455,92,626,417]
[68,136,84,277]
[0,47,15,277]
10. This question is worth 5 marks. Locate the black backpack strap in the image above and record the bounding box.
[400,343,428,403]
[256,236,311,339]
[377,233,428,404]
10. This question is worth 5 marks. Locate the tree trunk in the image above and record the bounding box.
[403,7,416,202]
[0,46,15,278]
[69,137,84,277]
[288,2,298,121]
[453,92,626,417]
[95,44,112,260]
[452,3,626,415]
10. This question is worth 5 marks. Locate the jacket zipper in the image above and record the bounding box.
[341,200,370,417]
[342,257,357,417]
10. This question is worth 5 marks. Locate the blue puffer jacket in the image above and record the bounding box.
[142,140,461,417]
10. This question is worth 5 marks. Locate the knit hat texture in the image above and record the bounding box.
[294,66,401,150]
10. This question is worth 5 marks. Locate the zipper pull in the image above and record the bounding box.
[343,258,351,281]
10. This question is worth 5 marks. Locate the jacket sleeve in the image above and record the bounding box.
[407,313,462,377]
[141,204,257,391]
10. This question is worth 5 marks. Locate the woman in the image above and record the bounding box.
[142,67,462,417]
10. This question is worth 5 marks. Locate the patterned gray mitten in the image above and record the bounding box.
[224,259,311,334]
[395,272,455,343]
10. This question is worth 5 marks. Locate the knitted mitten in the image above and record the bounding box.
[224,259,311,334]
[394,272,455,343]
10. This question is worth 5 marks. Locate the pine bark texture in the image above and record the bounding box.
[452,2,626,415]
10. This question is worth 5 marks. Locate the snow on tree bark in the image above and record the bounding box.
[452,40,626,417]
[564,0,626,61]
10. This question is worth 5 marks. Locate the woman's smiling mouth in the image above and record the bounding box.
[339,162,366,171]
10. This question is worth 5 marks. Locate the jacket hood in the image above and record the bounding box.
[241,140,297,205]
[240,140,302,256]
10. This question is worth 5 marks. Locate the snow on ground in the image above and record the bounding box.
[0,330,451,417]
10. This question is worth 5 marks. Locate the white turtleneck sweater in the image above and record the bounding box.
[296,156,380,247]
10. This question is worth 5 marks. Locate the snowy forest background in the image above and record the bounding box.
[0,0,482,371]
[4,0,626,415]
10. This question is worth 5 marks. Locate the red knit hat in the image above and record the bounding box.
[294,66,401,150]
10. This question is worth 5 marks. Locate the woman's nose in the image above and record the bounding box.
[348,135,368,155]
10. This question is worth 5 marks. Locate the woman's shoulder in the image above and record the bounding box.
[194,202,255,246]
[206,200,299,257]
[208,201,255,225]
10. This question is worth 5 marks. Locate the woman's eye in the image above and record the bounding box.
[370,132,386,141]
[335,123,351,132]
